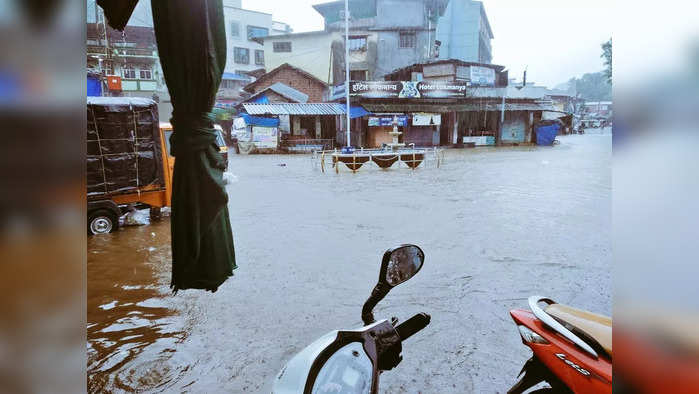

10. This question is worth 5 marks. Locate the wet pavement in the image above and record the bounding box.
[87,130,612,393]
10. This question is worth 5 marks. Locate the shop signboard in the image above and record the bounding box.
[368,115,409,127]
[252,126,278,148]
[469,66,496,87]
[350,81,469,99]
[412,113,442,126]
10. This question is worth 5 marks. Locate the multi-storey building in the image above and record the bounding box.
[435,0,493,64]
[86,1,163,98]
[263,0,451,85]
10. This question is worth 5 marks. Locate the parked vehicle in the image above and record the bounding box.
[273,244,431,394]
[508,296,612,393]
[87,97,228,235]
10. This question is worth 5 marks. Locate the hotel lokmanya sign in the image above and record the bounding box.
[348,81,470,99]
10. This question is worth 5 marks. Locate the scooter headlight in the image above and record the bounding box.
[518,325,549,344]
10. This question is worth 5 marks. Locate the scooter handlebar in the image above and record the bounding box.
[395,313,431,341]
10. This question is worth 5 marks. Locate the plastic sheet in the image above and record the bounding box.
[86,97,164,199]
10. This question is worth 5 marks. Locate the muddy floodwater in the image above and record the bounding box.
[88,131,611,393]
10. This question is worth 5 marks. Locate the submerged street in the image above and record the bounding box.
[88,131,611,393]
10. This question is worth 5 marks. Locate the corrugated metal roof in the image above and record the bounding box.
[242,103,349,115]
[266,82,309,103]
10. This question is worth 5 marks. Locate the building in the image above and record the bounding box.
[335,59,553,148]
[584,101,613,118]
[218,0,292,105]
[435,0,493,63]
[86,1,173,117]
[238,64,339,145]
[222,0,292,75]
[262,0,450,85]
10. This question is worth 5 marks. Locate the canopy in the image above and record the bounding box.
[99,0,237,292]
[349,105,371,119]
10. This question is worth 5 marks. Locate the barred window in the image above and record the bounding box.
[399,32,416,48]
[122,66,136,79]
[234,47,250,64]
[348,36,367,52]
[273,41,292,52]
[255,50,265,66]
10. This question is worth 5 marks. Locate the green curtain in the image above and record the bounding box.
[151,0,236,292]
[98,0,237,292]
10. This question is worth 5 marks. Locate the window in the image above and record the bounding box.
[273,41,292,52]
[139,68,152,80]
[399,32,416,48]
[247,25,269,40]
[350,70,367,81]
[234,47,250,64]
[255,50,265,66]
[348,36,367,52]
[230,21,240,38]
[122,66,136,79]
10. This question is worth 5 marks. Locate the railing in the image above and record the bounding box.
[280,139,335,153]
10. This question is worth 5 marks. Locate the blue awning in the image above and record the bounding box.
[241,113,280,127]
[222,72,250,81]
[347,105,371,119]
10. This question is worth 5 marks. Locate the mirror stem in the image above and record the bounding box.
[361,282,392,325]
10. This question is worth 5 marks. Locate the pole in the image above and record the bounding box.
[499,87,506,146]
[344,0,351,148]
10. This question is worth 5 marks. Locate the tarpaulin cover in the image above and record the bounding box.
[536,123,560,146]
[250,94,270,104]
[87,76,102,97]
[86,97,164,199]
[241,113,279,127]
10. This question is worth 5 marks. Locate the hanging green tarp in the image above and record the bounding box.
[98,0,236,292]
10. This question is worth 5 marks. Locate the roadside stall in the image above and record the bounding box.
[233,113,281,154]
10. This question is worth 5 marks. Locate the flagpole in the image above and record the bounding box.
[344,0,351,148]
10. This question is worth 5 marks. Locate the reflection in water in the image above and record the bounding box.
[87,219,186,393]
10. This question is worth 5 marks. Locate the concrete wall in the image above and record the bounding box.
[264,32,335,85]
[436,0,491,63]
[223,6,273,73]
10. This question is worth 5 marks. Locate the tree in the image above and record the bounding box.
[601,38,612,85]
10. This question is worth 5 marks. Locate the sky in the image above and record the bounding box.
[242,0,613,88]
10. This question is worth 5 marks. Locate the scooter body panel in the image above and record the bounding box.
[510,309,612,393]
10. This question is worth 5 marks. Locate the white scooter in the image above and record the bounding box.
[273,244,431,394]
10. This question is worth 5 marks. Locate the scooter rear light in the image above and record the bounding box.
[518,325,549,344]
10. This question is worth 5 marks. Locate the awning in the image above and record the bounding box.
[349,105,371,119]
[222,72,250,81]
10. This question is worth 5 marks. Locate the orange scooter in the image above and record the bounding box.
[508,296,612,393]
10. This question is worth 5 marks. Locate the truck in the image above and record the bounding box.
[87,97,227,235]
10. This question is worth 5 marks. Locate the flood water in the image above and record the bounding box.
[88,130,612,393]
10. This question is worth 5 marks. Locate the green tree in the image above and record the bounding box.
[601,38,612,84]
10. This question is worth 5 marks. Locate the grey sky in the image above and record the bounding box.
[242,0,612,87]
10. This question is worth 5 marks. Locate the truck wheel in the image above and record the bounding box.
[88,209,118,235]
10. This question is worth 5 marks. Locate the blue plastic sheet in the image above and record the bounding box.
[536,124,559,145]
[241,113,280,127]
[87,76,102,97]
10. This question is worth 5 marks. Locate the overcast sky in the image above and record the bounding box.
[242,0,612,87]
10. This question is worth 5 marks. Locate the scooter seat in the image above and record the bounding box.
[545,303,612,357]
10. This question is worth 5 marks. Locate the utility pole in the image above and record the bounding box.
[344,0,351,148]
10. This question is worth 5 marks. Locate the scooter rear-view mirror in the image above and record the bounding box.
[361,244,425,325]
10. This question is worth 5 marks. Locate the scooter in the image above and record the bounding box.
[273,244,431,394]
[508,296,612,393]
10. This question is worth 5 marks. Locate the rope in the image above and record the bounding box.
[131,106,141,195]
[90,107,108,195]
